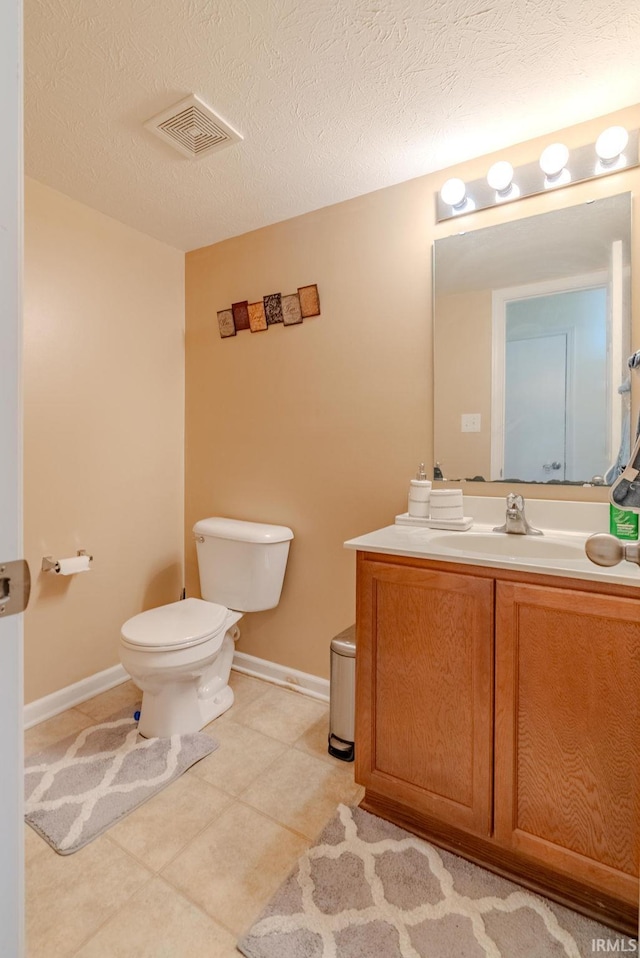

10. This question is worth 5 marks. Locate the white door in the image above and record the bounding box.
[0,0,25,954]
[504,334,567,482]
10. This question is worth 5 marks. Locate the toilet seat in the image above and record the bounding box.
[121,598,229,653]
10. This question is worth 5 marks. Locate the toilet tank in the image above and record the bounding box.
[193,517,294,612]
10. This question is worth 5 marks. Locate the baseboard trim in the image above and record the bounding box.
[24,651,329,729]
[24,663,129,730]
[232,651,329,703]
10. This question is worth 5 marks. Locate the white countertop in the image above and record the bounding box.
[344,497,640,589]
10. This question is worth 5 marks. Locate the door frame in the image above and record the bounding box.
[0,0,24,953]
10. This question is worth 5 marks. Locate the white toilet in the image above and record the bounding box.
[120,517,293,738]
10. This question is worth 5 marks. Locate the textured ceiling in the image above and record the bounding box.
[436,193,630,293]
[25,0,640,251]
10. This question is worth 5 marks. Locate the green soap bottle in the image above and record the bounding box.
[609,504,639,540]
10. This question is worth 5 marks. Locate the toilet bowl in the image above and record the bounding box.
[120,598,243,738]
[120,517,293,738]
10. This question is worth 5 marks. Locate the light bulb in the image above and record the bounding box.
[595,126,628,163]
[539,143,569,178]
[440,178,466,208]
[487,161,514,193]
[543,168,571,189]
[496,183,520,203]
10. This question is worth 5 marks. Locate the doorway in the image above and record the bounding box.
[504,331,568,482]
[492,279,609,483]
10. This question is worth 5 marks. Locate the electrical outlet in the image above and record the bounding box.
[461,413,481,433]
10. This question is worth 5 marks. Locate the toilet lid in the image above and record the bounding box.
[121,598,229,652]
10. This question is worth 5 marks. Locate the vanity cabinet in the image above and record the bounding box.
[355,551,640,934]
[494,581,640,906]
[356,557,494,834]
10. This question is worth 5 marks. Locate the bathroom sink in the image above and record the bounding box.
[345,500,640,586]
[427,531,585,561]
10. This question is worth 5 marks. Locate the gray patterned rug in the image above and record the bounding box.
[24,705,217,854]
[238,804,635,958]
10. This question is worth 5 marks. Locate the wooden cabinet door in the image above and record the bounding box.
[356,556,494,835]
[495,581,640,907]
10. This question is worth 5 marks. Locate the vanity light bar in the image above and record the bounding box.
[435,127,639,223]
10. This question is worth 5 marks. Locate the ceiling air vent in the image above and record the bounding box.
[144,94,243,159]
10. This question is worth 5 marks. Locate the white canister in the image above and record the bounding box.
[429,488,464,520]
[408,496,430,518]
[408,463,431,518]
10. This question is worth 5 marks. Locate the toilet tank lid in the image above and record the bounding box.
[193,517,294,543]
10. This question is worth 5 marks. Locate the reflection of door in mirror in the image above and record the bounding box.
[505,332,568,482]
[432,193,631,486]
[495,283,608,483]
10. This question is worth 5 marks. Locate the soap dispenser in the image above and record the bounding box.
[408,463,432,518]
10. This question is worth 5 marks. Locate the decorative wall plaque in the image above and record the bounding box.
[217,309,236,338]
[217,284,320,338]
[248,301,268,332]
[263,293,284,325]
[298,284,321,317]
[232,301,250,331]
[282,293,303,326]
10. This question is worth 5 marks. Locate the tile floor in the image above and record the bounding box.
[25,671,363,958]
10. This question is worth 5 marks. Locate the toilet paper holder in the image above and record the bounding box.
[41,550,93,573]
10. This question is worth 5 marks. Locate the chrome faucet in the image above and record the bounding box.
[493,493,543,536]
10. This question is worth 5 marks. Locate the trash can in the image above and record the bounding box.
[328,624,356,762]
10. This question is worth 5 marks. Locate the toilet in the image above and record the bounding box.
[120,517,293,738]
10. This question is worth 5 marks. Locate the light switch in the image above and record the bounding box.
[461,413,481,433]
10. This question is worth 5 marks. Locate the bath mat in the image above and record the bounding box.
[24,705,218,855]
[238,804,634,958]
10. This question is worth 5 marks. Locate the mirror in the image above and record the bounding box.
[433,193,632,485]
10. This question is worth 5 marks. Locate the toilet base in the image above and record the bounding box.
[138,681,234,739]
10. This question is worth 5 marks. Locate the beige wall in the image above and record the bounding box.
[434,290,493,480]
[185,179,431,678]
[24,179,185,704]
[186,104,640,681]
